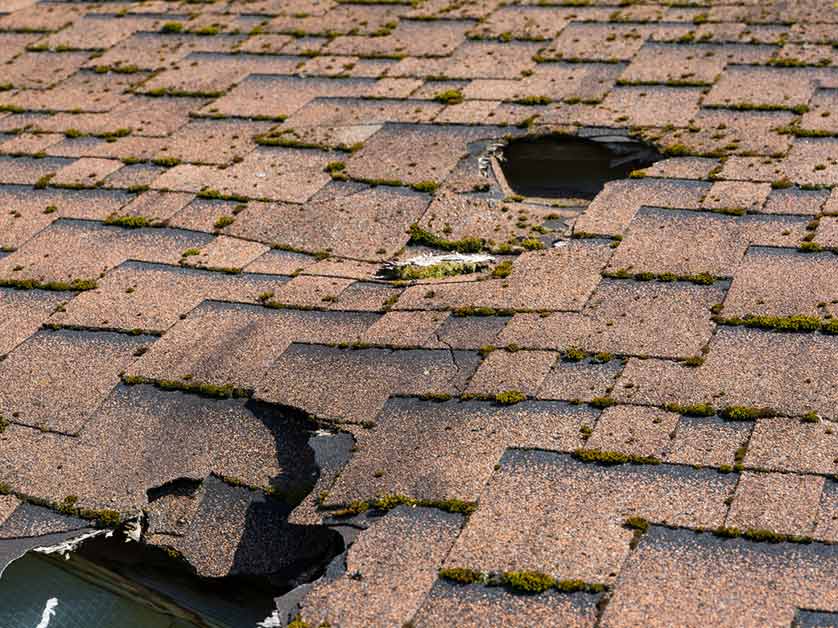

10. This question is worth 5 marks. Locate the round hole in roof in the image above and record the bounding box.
[498,135,663,200]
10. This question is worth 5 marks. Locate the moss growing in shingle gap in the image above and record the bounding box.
[716,314,823,333]
[395,260,484,280]
[0,278,97,291]
[589,396,616,409]
[214,215,235,229]
[439,567,483,585]
[491,260,514,279]
[501,571,557,594]
[664,402,715,417]
[103,213,153,229]
[432,89,464,105]
[495,390,526,406]
[452,306,512,317]
[331,494,477,518]
[800,411,820,423]
[562,346,586,362]
[572,448,661,466]
[719,405,775,421]
[408,224,484,253]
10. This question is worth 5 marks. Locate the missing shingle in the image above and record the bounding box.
[496,134,663,200]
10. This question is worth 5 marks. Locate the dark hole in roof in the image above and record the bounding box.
[498,135,663,200]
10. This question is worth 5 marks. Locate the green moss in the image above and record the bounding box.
[151,156,181,167]
[396,260,483,280]
[717,313,823,333]
[603,270,716,285]
[0,415,8,433]
[452,306,512,317]
[520,237,545,251]
[124,375,248,399]
[161,22,184,33]
[495,390,526,405]
[407,224,484,253]
[799,241,823,253]
[181,248,201,257]
[682,356,704,367]
[624,516,649,532]
[572,448,661,466]
[501,571,557,594]
[712,526,812,544]
[513,96,551,106]
[418,392,452,402]
[555,579,606,594]
[562,346,586,362]
[719,405,775,421]
[801,411,820,423]
[332,494,477,517]
[589,397,616,409]
[432,89,464,105]
[324,161,346,176]
[34,174,54,189]
[439,567,482,584]
[591,352,613,364]
[491,260,514,279]
[775,125,836,138]
[664,402,715,417]
[770,177,793,189]
[411,180,439,193]
[0,278,97,292]
[662,143,693,157]
[192,25,221,36]
[103,213,152,229]
[214,215,235,229]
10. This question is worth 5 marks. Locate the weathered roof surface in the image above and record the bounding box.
[0,0,837,625]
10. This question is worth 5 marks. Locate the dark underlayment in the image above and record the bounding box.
[0,0,837,626]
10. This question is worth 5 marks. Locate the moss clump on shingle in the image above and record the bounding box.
[395,260,483,280]
[562,346,586,362]
[452,306,512,317]
[491,260,514,279]
[0,278,97,292]
[408,224,484,254]
[103,213,152,229]
[432,89,464,105]
[716,314,823,333]
[214,215,235,229]
[664,402,715,417]
[624,516,649,532]
[495,390,525,406]
[603,269,716,285]
[411,180,439,193]
[801,411,820,423]
[572,448,661,466]
[501,571,557,594]
[160,21,183,33]
[589,396,616,409]
[331,494,477,518]
[719,405,775,422]
[439,567,482,584]
[513,95,551,106]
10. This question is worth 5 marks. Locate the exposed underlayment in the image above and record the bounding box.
[0,0,837,625]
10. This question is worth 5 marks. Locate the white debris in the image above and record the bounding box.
[34,529,113,560]
[36,598,59,628]
[257,611,282,627]
[380,253,495,277]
